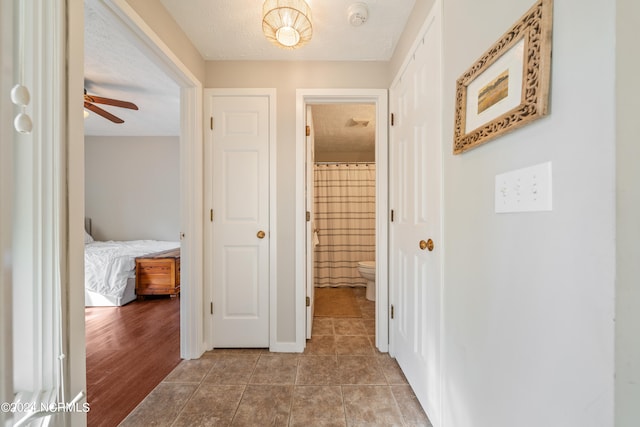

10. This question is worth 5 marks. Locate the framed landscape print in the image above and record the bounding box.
[453,0,553,154]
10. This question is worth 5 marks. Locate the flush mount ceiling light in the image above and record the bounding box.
[262,0,313,49]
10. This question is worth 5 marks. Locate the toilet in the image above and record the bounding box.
[357,260,376,301]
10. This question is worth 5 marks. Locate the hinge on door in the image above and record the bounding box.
[210,117,213,130]
[306,211,311,222]
[306,125,310,136]
[390,304,395,319]
[210,209,214,222]
[306,296,310,307]
[210,302,214,314]
[390,209,395,222]
[391,113,395,126]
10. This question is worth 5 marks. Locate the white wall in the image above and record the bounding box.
[85,136,180,241]
[440,1,615,426]
[615,0,640,425]
[206,61,388,344]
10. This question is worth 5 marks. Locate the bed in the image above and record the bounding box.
[84,223,179,307]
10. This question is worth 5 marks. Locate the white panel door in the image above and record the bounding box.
[210,95,270,348]
[306,106,315,338]
[389,11,442,423]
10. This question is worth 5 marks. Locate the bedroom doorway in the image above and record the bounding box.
[80,0,203,423]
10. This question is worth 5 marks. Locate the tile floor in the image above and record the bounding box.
[120,288,432,426]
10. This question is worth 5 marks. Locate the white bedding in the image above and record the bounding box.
[85,240,179,305]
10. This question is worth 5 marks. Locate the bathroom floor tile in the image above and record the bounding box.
[335,335,374,356]
[289,385,346,427]
[122,288,432,426]
[250,354,299,384]
[296,355,340,385]
[202,354,259,384]
[231,384,293,426]
[342,385,405,426]
[172,384,245,427]
[337,356,387,385]
[333,318,367,336]
[391,385,433,426]
[304,335,337,355]
[376,354,409,385]
[162,358,216,383]
[119,382,197,427]
[312,317,335,335]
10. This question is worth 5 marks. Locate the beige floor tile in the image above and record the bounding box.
[296,355,340,385]
[163,358,216,383]
[172,384,245,426]
[362,318,376,336]
[333,318,367,336]
[376,354,408,385]
[335,335,374,355]
[391,385,432,426]
[250,354,299,384]
[119,382,197,427]
[360,305,376,319]
[312,317,335,335]
[231,384,293,426]
[342,385,404,426]
[289,385,346,427]
[203,354,259,384]
[337,356,387,385]
[304,335,337,355]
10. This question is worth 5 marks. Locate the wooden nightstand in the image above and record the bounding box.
[135,248,180,298]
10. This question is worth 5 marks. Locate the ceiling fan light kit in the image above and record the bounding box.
[262,0,313,49]
[83,89,138,124]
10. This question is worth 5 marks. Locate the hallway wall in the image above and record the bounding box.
[440,1,615,426]
[615,0,640,425]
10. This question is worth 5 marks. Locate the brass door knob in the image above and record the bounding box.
[419,239,434,251]
[257,230,266,239]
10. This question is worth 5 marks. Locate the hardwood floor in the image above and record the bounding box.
[85,296,181,427]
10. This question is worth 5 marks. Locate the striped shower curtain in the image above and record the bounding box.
[314,163,375,287]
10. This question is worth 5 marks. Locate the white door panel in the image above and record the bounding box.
[389,9,442,424]
[209,95,270,348]
[306,106,315,338]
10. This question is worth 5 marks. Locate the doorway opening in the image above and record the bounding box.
[307,103,377,336]
[295,89,389,352]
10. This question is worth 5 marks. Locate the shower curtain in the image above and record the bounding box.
[314,163,375,287]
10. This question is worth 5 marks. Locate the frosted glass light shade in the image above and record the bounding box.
[262,0,312,49]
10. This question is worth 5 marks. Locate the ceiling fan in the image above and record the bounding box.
[84,89,138,124]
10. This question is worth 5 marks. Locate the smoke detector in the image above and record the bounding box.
[348,3,369,27]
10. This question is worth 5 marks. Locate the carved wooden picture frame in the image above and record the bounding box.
[453,0,553,154]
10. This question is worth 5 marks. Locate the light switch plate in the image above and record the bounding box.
[495,162,552,213]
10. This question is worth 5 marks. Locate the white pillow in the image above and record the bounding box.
[84,230,94,244]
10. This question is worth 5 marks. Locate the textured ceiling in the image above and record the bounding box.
[312,104,376,155]
[84,0,180,136]
[160,0,416,61]
[84,0,410,139]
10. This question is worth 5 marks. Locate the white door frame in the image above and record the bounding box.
[76,0,205,359]
[203,88,278,350]
[295,89,389,352]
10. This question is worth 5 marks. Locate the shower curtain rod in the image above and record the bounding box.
[314,161,375,165]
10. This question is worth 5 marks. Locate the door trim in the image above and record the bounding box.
[204,88,278,350]
[295,89,389,352]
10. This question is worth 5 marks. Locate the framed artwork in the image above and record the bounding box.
[453,0,553,154]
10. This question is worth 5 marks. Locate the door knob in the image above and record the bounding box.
[419,239,434,251]
[257,230,266,239]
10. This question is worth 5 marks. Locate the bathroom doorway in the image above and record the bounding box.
[295,89,389,352]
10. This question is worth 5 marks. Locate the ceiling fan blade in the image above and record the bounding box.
[84,94,138,110]
[84,101,125,124]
